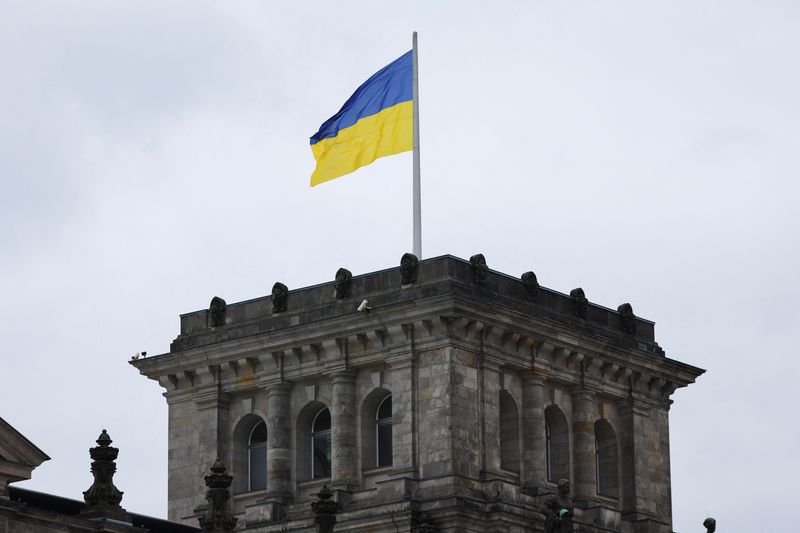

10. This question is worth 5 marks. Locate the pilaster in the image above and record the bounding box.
[330,370,357,490]
[521,373,546,493]
[266,382,293,503]
[572,388,596,505]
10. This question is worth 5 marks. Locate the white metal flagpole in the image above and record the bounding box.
[412,31,422,258]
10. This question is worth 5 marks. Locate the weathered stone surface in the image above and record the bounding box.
[131,255,705,532]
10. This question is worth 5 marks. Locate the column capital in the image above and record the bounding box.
[571,387,596,402]
[266,381,293,397]
[330,370,357,384]
[521,372,546,386]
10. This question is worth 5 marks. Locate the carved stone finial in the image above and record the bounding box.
[703,517,716,532]
[469,254,488,285]
[400,253,419,285]
[334,268,353,299]
[543,478,574,533]
[81,429,129,522]
[198,458,237,532]
[311,485,337,533]
[570,288,588,319]
[521,271,539,300]
[208,297,226,328]
[617,303,636,334]
[271,282,288,314]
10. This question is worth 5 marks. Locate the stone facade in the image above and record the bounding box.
[0,418,198,533]
[132,255,704,532]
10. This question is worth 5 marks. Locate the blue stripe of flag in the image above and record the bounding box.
[310,51,412,145]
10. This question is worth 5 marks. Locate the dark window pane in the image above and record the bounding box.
[312,432,331,479]
[249,443,267,491]
[313,408,331,432]
[377,395,392,421]
[377,422,392,467]
[250,420,267,445]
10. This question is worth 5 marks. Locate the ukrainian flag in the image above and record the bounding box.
[309,51,413,186]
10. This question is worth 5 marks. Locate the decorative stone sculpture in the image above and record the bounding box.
[400,253,419,285]
[81,430,129,522]
[543,479,574,533]
[311,485,337,533]
[521,271,539,300]
[617,302,636,334]
[703,517,716,532]
[470,254,488,285]
[271,282,288,314]
[335,268,353,299]
[198,458,237,532]
[570,288,588,319]
[208,297,226,328]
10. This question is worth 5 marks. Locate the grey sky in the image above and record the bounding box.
[1,2,798,531]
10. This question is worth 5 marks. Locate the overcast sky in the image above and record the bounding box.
[2,2,798,532]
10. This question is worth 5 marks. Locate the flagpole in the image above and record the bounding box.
[412,31,422,258]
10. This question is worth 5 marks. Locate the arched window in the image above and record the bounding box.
[499,391,519,473]
[248,420,267,491]
[311,407,331,479]
[544,405,569,482]
[376,394,393,467]
[232,415,266,494]
[595,419,619,498]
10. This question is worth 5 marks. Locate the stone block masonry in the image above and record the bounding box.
[132,254,704,532]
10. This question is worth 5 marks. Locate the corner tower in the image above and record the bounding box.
[132,254,703,532]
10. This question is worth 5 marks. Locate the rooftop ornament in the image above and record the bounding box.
[208,296,226,328]
[400,252,419,285]
[311,484,337,533]
[334,268,353,299]
[470,254,488,285]
[617,303,636,334]
[81,429,130,522]
[570,288,588,319]
[271,282,288,314]
[198,458,237,532]
[521,271,539,301]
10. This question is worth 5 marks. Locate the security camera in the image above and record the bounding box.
[357,299,371,312]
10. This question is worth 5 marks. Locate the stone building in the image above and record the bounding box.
[0,417,199,532]
[131,254,704,532]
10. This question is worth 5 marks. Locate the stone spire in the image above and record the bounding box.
[311,485,337,533]
[81,429,130,522]
[198,458,237,532]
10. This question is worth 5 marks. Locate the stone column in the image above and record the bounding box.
[482,360,502,475]
[266,383,292,503]
[330,371,357,489]
[388,354,416,473]
[521,374,546,493]
[572,388,596,504]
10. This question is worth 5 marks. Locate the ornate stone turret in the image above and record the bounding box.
[311,485,337,533]
[81,429,130,522]
[198,458,237,532]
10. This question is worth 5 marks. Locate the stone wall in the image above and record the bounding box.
[133,255,704,532]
